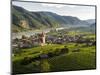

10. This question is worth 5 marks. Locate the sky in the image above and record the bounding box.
[12,1,95,20]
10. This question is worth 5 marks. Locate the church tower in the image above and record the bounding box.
[39,32,46,46]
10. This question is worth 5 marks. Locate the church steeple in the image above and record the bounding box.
[39,32,46,46]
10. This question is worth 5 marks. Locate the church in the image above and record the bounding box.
[38,32,46,46]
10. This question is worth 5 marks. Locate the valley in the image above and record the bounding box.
[12,4,96,74]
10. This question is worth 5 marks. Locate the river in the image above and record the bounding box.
[12,27,65,39]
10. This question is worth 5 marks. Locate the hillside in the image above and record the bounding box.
[13,43,96,74]
[12,5,91,32]
[85,19,95,24]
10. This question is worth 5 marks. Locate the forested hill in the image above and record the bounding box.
[12,5,94,32]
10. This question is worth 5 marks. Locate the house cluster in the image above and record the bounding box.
[12,31,96,49]
[46,34,95,45]
[12,32,46,49]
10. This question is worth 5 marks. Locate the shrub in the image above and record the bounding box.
[60,46,69,54]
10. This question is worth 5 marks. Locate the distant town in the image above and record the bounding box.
[12,29,96,50]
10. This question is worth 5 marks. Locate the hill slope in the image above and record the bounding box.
[12,5,90,32]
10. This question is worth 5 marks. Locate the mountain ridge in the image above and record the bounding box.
[12,5,94,32]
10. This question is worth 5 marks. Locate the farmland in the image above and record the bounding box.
[12,29,96,74]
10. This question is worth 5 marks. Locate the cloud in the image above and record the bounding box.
[41,4,66,8]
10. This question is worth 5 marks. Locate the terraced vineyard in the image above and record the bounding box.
[12,42,96,74]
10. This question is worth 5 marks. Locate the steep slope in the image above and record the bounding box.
[12,5,90,32]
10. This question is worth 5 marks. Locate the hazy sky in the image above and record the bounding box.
[12,1,95,20]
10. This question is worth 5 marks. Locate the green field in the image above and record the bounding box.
[12,43,96,74]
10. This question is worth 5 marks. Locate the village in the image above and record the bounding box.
[12,29,96,67]
[12,29,96,50]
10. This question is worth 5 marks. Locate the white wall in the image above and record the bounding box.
[0,0,99,75]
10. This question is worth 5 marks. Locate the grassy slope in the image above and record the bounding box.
[12,43,96,74]
[48,47,96,72]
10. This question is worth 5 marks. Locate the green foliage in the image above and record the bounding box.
[12,43,96,74]
[12,6,61,32]
[12,5,94,32]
